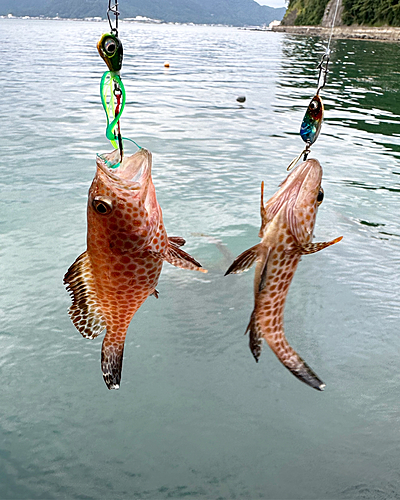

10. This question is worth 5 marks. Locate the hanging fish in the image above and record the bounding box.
[64,148,207,390]
[300,94,324,145]
[225,159,342,391]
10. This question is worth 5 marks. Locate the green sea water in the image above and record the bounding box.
[1,19,400,499]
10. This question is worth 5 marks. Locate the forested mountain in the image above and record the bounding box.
[342,0,400,26]
[282,0,400,26]
[0,0,286,26]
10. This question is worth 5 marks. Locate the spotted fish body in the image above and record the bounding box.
[64,148,206,389]
[300,94,324,145]
[225,159,342,391]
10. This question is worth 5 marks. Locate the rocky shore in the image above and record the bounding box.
[272,25,400,42]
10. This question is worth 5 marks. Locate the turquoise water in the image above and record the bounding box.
[2,18,400,499]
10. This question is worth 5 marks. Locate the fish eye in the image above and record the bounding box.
[93,196,113,215]
[317,187,324,205]
[104,38,117,56]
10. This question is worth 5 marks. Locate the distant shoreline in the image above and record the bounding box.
[272,25,400,42]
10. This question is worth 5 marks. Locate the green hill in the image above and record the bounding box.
[282,0,400,26]
[342,0,400,26]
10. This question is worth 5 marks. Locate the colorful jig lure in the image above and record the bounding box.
[300,94,324,146]
[287,51,330,171]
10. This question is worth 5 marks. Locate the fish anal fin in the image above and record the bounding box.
[165,242,207,273]
[225,243,262,276]
[245,313,263,362]
[168,236,186,247]
[63,251,106,339]
[101,339,124,390]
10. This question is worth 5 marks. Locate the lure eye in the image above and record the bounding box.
[317,187,324,205]
[104,37,117,56]
[310,100,319,111]
[93,196,113,215]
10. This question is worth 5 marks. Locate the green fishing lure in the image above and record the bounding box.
[97,32,123,73]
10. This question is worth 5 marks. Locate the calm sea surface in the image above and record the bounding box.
[1,18,400,500]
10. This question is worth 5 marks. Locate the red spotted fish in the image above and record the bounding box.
[225,159,342,391]
[64,148,206,390]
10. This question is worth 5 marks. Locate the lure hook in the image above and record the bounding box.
[286,143,311,171]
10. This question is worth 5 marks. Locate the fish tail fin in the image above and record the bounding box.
[101,337,125,390]
[268,328,325,391]
[283,350,325,391]
[251,313,325,391]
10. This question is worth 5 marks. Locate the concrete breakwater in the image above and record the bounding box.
[272,24,400,41]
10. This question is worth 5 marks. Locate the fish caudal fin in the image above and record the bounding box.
[246,313,325,391]
[63,251,106,339]
[225,243,262,276]
[101,339,124,390]
[165,240,207,273]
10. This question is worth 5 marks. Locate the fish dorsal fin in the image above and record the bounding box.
[168,236,186,247]
[259,181,276,238]
[164,240,208,273]
[64,251,106,339]
[225,243,263,276]
[287,236,343,256]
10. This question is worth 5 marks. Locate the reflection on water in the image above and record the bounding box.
[1,19,400,500]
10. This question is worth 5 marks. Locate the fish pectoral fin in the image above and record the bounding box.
[258,248,272,292]
[225,243,263,276]
[168,236,186,247]
[151,289,159,299]
[294,236,343,255]
[63,251,106,339]
[165,242,207,273]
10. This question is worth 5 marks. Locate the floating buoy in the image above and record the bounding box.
[164,61,170,68]
[236,95,246,103]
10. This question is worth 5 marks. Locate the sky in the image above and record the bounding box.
[255,0,287,7]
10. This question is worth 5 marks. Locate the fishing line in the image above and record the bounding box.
[287,0,341,170]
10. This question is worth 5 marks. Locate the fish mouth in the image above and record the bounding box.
[96,148,152,192]
[266,158,322,214]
